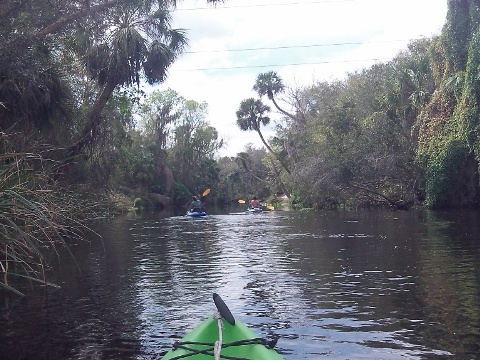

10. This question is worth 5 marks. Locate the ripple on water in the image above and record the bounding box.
[1,210,479,359]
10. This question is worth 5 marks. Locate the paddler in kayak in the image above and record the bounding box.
[190,196,203,212]
[249,196,261,209]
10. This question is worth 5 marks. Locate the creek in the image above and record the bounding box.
[1,208,479,359]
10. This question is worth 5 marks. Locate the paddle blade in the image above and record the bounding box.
[213,293,235,325]
[238,199,246,204]
[266,205,274,210]
[202,188,211,196]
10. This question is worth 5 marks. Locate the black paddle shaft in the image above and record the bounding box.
[212,293,235,325]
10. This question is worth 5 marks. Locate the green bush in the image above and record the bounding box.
[425,139,468,208]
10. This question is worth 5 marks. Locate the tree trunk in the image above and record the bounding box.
[67,78,117,160]
[271,96,306,125]
[256,128,291,175]
[269,157,291,198]
[37,0,128,37]
[270,96,293,119]
[350,182,414,210]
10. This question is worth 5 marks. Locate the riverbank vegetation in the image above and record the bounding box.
[2,1,480,294]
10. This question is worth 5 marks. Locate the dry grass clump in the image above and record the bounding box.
[0,149,103,296]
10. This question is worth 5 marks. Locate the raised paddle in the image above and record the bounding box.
[213,293,235,325]
[200,188,211,202]
[238,199,246,204]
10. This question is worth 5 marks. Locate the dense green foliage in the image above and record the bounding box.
[249,0,480,210]
[0,0,226,294]
[416,0,480,208]
[2,0,479,212]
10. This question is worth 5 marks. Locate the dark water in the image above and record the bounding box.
[1,208,480,359]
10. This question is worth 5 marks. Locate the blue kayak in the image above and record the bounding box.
[186,210,207,217]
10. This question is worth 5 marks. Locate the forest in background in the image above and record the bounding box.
[2,0,480,292]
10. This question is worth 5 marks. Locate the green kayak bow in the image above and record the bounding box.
[161,294,284,360]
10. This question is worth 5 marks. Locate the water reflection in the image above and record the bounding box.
[1,209,479,359]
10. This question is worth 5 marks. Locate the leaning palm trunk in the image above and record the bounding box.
[67,78,117,160]
[37,0,129,37]
[256,128,291,175]
[270,96,303,124]
[268,157,291,198]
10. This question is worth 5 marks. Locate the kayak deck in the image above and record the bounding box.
[162,317,283,359]
[161,294,284,360]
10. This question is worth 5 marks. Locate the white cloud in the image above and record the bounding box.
[154,0,448,157]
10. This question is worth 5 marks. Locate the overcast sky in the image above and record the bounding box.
[154,0,449,157]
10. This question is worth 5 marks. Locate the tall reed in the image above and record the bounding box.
[0,146,101,296]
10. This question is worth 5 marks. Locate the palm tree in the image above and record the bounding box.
[236,98,290,175]
[236,98,272,151]
[67,4,187,159]
[253,71,304,124]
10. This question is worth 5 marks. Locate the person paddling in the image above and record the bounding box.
[190,196,203,212]
[249,196,261,209]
